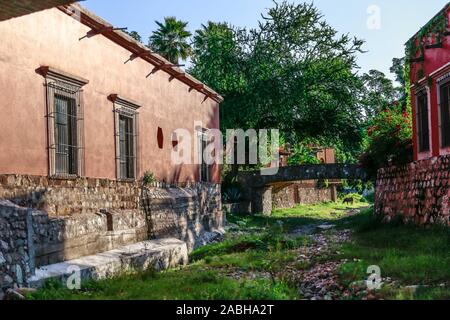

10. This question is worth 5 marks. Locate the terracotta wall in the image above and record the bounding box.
[0,8,220,183]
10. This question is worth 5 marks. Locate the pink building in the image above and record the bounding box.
[0,4,222,184]
[409,3,450,161]
[0,3,224,290]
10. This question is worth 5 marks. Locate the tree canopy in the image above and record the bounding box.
[190,1,366,161]
[149,17,192,64]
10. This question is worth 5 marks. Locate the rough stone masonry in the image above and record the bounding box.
[0,174,224,292]
[375,155,450,226]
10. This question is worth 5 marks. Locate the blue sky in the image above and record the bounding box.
[83,0,449,82]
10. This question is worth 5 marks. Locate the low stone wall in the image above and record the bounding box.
[142,184,224,251]
[0,175,140,216]
[0,175,223,291]
[0,201,33,291]
[375,155,450,226]
[272,182,336,209]
[272,185,296,209]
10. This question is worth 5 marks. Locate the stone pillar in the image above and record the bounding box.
[251,186,273,216]
[330,185,338,202]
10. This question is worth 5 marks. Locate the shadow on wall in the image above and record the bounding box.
[0,174,224,291]
[0,188,149,291]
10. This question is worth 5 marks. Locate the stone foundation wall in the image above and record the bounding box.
[142,184,224,251]
[0,201,33,291]
[0,175,140,216]
[375,155,450,226]
[272,186,296,209]
[0,175,223,291]
[272,182,336,209]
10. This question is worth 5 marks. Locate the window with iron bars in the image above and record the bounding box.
[416,89,430,153]
[197,128,212,183]
[112,96,140,181]
[46,79,85,178]
[439,80,450,148]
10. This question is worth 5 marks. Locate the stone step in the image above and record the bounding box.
[27,238,188,288]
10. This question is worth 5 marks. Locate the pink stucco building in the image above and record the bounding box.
[0,3,225,290]
[0,3,222,184]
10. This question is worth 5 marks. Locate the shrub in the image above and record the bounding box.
[360,104,413,180]
[223,188,242,203]
[143,171,156,185]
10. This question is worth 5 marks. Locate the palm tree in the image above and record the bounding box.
[149,17,192,64]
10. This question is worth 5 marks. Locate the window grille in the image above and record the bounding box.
[45,80,85,178]
[439,81,450,148]
[112,97,140,180]
[197,128,211,183]
[416,90,430,153]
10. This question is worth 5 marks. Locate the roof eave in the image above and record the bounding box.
[58,3,223,103]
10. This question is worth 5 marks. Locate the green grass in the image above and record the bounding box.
[228,201,369,232]
[337,212,450,299]
[29,267,297,300]
[29,200,449,300]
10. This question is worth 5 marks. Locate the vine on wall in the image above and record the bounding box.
[406,10,448,61]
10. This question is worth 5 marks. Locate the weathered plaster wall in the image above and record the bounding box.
[375,155,450,226]
[0,8,220,183]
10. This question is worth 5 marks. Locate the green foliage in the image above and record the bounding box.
[287,143,320,165]
[222,188,242,203]
[30,267,296,300]
[406,10,447,60]
[360,69,400,120]
[360,103,413,180]
[190,1,366,162]
[339,216,450,285]
[142,171,156,185]
[149,17,192,64]
[125,30,142,43]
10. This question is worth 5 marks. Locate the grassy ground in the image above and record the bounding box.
[29,200,450,300]
[337,214,450,300]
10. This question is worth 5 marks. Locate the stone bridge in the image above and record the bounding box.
[238,164,367,215]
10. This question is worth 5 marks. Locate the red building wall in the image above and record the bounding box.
[410,5,450,161]
[0,6,221,184]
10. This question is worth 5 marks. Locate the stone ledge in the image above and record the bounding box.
[27,238,188,288]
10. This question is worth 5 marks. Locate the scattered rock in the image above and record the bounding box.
[317,224,336,231]
[4,289,25,301]
[404,285,428,294]
[15,287,37,296]
[0,252,6,265]
[288,224,318,238]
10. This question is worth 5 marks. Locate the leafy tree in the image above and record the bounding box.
[149,17,192,64]
[359,69,398,120]
[190,1,366,163]
[360,104,413,180]
[360,58,413,180]
[126,30,143,43]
